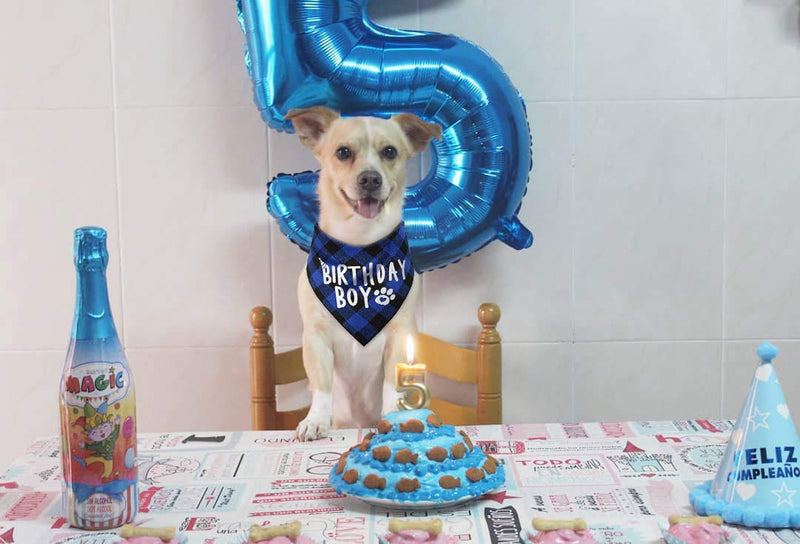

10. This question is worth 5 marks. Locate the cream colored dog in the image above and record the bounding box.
[286,106,441,441]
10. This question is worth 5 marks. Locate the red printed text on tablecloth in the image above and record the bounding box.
[249,484,345,517]
[0,491,58,521]
[511,455,620,487]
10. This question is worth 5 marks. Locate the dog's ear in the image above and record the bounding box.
[286,106,340,149]
[392,113,443,153]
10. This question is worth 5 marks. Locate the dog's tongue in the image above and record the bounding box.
[357,198,381,219]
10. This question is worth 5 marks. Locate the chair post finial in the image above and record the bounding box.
[250,306,273,335]
[478,303,501,344]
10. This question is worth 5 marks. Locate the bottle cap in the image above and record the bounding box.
[74,227,108,271]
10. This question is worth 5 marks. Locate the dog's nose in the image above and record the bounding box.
[357,170,382,192]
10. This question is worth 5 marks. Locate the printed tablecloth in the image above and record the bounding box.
[1,420,798,543]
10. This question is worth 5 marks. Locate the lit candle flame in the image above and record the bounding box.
[406,334,415,365]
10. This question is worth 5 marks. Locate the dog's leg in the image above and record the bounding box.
[296,328,334,441]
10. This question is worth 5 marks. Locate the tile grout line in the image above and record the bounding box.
[5,337,800,355]
[417,0,425,336]
[720,0,731,419]
[570,0,577,421]
[5,97,800,115]
[107,0,127,347]
[416,0,424,333]
[267,129,277,344]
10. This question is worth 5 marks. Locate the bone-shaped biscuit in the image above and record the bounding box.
[532,518,587,532]
[667,515,723,527]
[388,518,443,535]
[119,525,176,541]
[249,521,302,542]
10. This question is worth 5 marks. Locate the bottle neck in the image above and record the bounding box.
[71,267,117,340]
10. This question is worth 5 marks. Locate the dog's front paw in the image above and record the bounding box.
[296,414,332,441]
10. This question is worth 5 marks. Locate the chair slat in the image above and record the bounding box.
[250,305,500,430]
[417,333,477,383]
[429,398,477,426]
[276,407,310,430]
[275,348,307,385]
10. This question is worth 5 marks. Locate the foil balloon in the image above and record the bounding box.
[237,0,533,271]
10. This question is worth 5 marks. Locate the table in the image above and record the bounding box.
[1,420,797,543]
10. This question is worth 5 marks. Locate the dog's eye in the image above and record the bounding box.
[380,146,398,160]
[336,147,352,161]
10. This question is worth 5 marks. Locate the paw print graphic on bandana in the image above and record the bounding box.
[373,287,397,306]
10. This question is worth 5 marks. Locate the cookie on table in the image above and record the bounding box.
[117,525,187,544]
[378,519,457,544]
[230,521,318,544]
[661,515,735,544]
[525,518,596,544]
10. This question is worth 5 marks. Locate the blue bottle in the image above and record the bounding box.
[59,227,138,529]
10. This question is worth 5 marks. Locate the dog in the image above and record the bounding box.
[285,106,442,441]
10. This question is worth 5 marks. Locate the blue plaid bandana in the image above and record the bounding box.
[307,223,414,346]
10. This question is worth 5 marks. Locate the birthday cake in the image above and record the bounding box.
[329,409,504,504]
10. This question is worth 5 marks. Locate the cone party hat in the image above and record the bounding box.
[691,342,800,527]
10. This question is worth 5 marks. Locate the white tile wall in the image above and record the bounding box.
[574,0,727,99]
[0,1,113,109]
[574,341,723,421]
[115,106,269,348]
[3,0,800,470]
[573,101,725,341]
[725,99,800,339]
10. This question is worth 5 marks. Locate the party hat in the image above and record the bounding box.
[691,342,800,527]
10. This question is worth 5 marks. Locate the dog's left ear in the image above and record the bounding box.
[392,114,443,153]
[286,106,340,149]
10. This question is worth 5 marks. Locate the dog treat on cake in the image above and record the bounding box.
[527,519,596,544]
[378,519,457,544]
[118,525,187,544]
[662,515,733,544]
[329,409,505,504]
[246,521,318,544]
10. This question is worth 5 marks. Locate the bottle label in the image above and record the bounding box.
[60,360,137,528]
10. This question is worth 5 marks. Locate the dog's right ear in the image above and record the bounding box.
[285,106,340,149]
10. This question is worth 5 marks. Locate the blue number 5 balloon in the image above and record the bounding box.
[237,0,533,271]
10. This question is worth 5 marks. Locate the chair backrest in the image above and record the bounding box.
[249,303,502,430]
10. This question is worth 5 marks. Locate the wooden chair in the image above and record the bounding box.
[249,303,502,430]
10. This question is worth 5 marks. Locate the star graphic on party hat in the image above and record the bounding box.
[772,482,797,507]
[748,406,771,431]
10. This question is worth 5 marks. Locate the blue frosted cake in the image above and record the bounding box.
[329,409,505,503]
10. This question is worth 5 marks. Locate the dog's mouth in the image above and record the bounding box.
[341,190,385,219]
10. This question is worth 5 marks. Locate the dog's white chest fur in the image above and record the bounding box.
[330,324,387,427]
[297,270,419,430]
